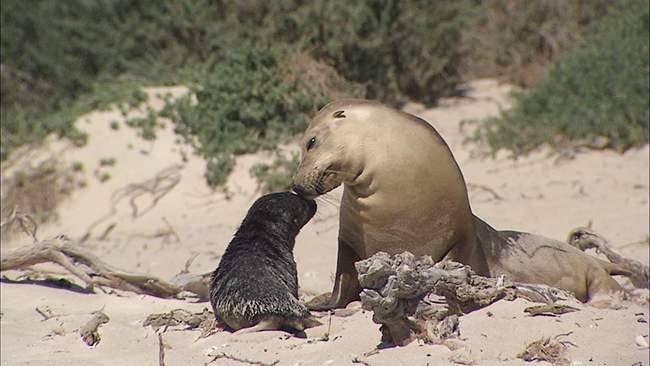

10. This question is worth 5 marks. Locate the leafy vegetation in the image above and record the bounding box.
[2,0,645,189]
[165,43,358,186]
[460,0,616,87]
[467,1,649,156]
[250,151,301,193]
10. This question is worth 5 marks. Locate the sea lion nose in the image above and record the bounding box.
[292,183,314,199]
[292,183,307,197]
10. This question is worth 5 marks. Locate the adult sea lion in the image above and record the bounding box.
[210,192,321,333]
[292,99,629,308]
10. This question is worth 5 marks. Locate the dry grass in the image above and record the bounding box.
[1,155,81,241]
[278,51,365,102]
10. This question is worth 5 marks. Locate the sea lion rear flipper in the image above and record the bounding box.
[598,259,633,277]
[597,258,650,289]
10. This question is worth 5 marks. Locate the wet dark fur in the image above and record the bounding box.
[209,192,317,332]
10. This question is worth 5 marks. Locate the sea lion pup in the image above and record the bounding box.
[291,99,629,308]
[210,192,321,334]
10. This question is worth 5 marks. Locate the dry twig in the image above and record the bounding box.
[1,206,38,242]
[467,183,503,201]
[80,165,182,242]
[205,352,279,366]
[158,333,170,366]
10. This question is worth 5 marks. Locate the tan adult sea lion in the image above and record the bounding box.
[292,99,630,308]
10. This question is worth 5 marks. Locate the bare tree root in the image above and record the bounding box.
[79,310,110,346]
[567,227,650,289]
[1,235,211,299]
[356,252,575,346]
[467,183,504,201]
[80,165,182,243]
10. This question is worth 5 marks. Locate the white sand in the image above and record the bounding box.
[2,80,648,366]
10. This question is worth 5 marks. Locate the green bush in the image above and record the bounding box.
[250,151,301,193]
[1,81,147,159]
[166,43,351,187]
[460,0,615,86]
[99,158,117,166]
[269,0,465,105]
[126,107,159,141]
[0,0,227,160]
[467,1,649,156]
[3,0,638,180]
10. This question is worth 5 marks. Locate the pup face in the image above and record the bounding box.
[246,191,317,230]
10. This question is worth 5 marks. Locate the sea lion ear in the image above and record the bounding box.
[328,110,347,131]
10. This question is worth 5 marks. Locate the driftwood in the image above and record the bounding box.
[79,310,110,346]
[524,304,580,317]
[567,227,650,289]
[355,252,574,346]
[1,235,211,299]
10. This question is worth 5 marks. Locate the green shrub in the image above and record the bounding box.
[460,0,615,87]
[0,0,225,160]
[98,172,112,183]
[269,0,465,105]
[467,1,649,156]
[1,81,146,159]
[126,107,159,141]
[99,158,117,166]
[250,151,301,193]
[166,42,353,187]
[72,161,84,171]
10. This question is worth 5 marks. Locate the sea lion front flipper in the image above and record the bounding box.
[307,242,361,310]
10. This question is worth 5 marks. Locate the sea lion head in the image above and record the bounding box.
[242,191,317,235]
[292,99,378,198]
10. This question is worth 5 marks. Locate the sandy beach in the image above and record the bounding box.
[1,80,648,366]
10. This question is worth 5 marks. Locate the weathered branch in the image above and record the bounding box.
[1,235,211,299]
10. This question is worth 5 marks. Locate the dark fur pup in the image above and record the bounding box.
[210,192,320,334]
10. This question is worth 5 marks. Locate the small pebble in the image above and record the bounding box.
[635,335,649,348]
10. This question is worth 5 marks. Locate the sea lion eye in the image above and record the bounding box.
[306,137,316,151]
[333,110,346,118]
